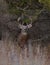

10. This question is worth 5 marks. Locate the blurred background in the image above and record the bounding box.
[0,0,50,65]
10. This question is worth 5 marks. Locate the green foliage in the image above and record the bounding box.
[39,0,50,10]
[23,17,31,23]
[5,0,50,23]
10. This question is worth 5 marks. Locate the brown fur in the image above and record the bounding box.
[17,33,28,48]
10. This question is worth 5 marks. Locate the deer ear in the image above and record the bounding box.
[27,24,32,28]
